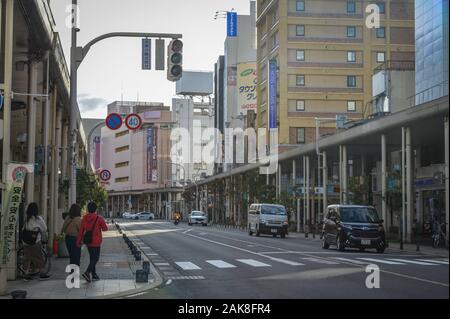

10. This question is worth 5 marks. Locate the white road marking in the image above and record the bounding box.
[206,260,237,269]
[387,259,439,266]
[333,257,368,265]
[182,229,193,234]
[416,259,449,265]
[302,257,340,265]
[198,233,207,236]
[236,259,271,267]
[266,257,305,266]
[154,263,170,266]
[175,262,202,270]
[357,258,406,265]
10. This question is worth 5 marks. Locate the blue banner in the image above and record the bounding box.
[268,59,278,129]
[227,12,238,37]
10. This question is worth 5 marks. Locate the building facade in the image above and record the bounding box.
[415,0,449,105]
[256,0,415,147]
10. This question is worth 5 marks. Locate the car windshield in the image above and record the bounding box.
[340,207,380,223]
[191,212,204,216]
[261,206,286,215]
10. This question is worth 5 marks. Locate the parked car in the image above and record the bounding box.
[138,212,155,220]
[188,211,207,226]
[122,212,131,219]
[248,204,288,238]
[321,205,386,253]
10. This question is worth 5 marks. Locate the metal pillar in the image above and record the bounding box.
[342,145,348,204]
[25,61,38,207]
[381,134,387,229]
[303,156,307,233]
[49,88,59,252]
[406,127,413,243]
[339,145,343,203]
[168,192,172,219]
[323,151,328,214]
[401,127,406,247]
[445,117,449,247]
[0,0,14,294]
[306,156,310,231]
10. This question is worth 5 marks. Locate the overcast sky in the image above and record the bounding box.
[50,0,251,119]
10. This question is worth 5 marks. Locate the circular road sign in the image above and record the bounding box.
[125,113,143,130]
[99,169,112,182]
[106,113,123,130]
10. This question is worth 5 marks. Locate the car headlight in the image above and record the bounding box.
[260,219,267,224]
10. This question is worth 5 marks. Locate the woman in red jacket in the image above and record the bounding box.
[77,202,108,282]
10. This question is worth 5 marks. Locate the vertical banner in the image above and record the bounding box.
[227,12,238,37]
[268,59,278,129]
[0,164,33,265]
[142,38,152,70]
[147,127,158,183]
[237,62,258,113]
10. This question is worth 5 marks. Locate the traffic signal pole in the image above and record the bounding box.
[69,0,182,205]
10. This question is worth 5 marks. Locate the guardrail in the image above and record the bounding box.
[408,81,449,107]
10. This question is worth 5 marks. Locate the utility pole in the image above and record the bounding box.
[68,0,182,205]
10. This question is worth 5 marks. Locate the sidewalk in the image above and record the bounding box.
[0,224,161,299]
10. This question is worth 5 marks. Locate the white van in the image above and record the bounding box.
[248,204,288,238]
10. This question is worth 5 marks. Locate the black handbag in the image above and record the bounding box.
[21,228,40,245]
[83,216,98,245]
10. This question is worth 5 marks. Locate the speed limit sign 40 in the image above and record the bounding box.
[99,169,112,182]
[125,113,143,130]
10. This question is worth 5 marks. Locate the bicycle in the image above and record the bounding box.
[432,222,448,248]
[17,241,51,277]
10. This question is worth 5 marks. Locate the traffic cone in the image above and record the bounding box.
[53,235,58,256]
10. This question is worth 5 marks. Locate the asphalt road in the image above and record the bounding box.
[117,220,449,299]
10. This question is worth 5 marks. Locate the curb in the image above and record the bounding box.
[94,226,164,299]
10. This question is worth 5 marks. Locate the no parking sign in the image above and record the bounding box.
[99,169,112,182]
[106,113,123,130]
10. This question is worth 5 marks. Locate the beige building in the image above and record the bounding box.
[256,0,415,147]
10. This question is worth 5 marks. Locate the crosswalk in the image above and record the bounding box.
[167,257,449,271]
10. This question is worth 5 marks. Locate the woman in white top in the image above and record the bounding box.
[22,203,51,281]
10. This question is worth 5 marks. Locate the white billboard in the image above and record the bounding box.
[176,71,213,96]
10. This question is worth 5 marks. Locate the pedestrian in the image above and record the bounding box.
[21,203,51,281]
[61,204,82,267]
[77,202,108,282]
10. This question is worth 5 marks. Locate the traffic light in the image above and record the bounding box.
[167,39,183,82]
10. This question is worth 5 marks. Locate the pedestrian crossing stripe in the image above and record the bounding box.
[236,259,271,267]
[268,257,305,266]
[387,259,439,266]
[175,262,202,270]
[167,276,205,280]
[302,257,340,265]
[357,258,405,265]
[416,259,449,265]
[333,257,368,265]
[206,260,237,268]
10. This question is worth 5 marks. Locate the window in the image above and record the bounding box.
[115,161,129,168]
[115,145,130,153]
[347,1,356,13]
[347,26,356,38]
[115,177,129,183]
[271,7,279,26]
[115,130,129,138]
[377,2,385,14]
[297,128,306,144]
[271,32,279,49]
[296,25,305,36]
[296,75,305,86]
[296,100,305,111]
[376,27,385,38]
[296,0,305,11]
[296,50,305,61]
[347,76,357,87]
[347,51,356,62]
[347,101,356,112]
[377,52,385,63]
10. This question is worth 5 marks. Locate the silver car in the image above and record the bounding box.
[188,211,207,226]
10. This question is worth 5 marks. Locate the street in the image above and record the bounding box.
[117,220,449,299]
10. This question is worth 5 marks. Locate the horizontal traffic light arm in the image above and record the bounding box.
[78,32,183,69]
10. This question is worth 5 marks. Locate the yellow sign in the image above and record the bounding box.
[237,62,257,112]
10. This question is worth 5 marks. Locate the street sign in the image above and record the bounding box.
[99,169,112,182]
[125,113,143,130]
[106,113,123,130]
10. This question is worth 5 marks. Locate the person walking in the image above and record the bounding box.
[61,204,82,266]
[21,203,51,281]
[77,202,108,282]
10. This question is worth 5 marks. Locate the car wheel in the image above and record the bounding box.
[256,226,261,237]
[376,244,386,254]
[322,235,330,249]
[336,234,345,252]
